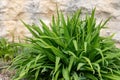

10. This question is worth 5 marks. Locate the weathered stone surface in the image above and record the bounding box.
[0,0,120,42]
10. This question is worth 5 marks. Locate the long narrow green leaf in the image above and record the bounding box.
[77,63,85,71]
[96,48,105,66]
[82,57,95,73]
[54,57,61,74]
[62,67,70,80]
[21,21,39,38]
[72,72,79,80]
[85,73,98,80]
[35,69,40,80]
[51,46,67,59]
[73,40,78,51]
[68,56,74,72]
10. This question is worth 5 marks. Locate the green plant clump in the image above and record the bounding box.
[0,38,18,61]
[11,9,120,80]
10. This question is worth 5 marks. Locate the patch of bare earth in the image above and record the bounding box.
[0,60,15,80]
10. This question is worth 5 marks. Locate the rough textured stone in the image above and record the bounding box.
[0,0,120,42]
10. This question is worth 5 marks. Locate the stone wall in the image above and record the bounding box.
[0,0,120,42]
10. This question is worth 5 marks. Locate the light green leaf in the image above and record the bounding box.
[62,67,70,80]
[77,63,85,71]
[73,40,78,51]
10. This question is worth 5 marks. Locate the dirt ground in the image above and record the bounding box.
[0,74,10,80]
[0,60,14,80]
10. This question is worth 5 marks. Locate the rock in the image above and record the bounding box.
[0,78,2,80]
[0,0,120,42]
[0,74,10,80]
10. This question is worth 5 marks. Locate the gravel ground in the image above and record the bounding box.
[0,60,14,80]
[0,74,10,80]
[0,68,15,80]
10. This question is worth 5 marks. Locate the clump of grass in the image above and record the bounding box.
[0,38,18,62]
[10,8,120,80]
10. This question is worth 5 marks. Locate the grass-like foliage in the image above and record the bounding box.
[11,9,120,80]
[0,38,18,61]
